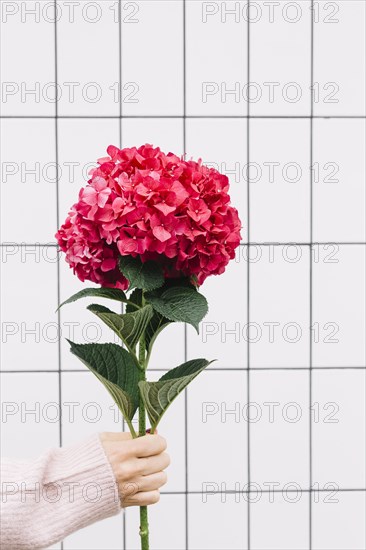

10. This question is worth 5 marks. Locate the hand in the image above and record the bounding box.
[99,432,170,508]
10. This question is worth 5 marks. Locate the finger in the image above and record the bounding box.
[123,490,160,507]
[129,471,167,493]
[128,434,167,458]
[137,452,170,476]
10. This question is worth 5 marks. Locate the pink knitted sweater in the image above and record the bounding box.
[0,433,122,549]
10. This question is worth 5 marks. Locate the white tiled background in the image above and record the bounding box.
[0,1,365,549]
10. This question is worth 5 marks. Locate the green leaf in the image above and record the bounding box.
[139,358,213,430]
[87,303,154,351]
[118,256,164,291]
[67,340,140,423]
[145,286,208,332]
[56,287,128,311]
[145,312,172,357]
[126,288,143,313]
[124,288,172,358]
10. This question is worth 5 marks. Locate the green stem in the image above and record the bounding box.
[126,418,137,439]
[138,327,149,550]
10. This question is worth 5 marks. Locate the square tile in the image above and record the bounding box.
[0,1,55,116]
[250,370,310,489]
[61,372,124,441]
[186,0,248,115]
[249,119,310,243]
[0,372,60,459]
[187,371,248,492]
[312,245,365,367]
[313,119,365,242]
[312,491,366,550]
[58,256,121,372]
[312,370,366,489]
[1,246,59,371]
[313,0,366,116]
[186,117,247,241]
[56,0,120,116]
[251,492,309,550]
[121,117,184,157]
[250,0,311,116]
[57,118,120,224]
[250,245,310,368]
[146,322,185,371]
[121,0,183,115]
[1,119,57,243]
[125,494,185,550]
[188,493,247,550]
[186,253,247,369]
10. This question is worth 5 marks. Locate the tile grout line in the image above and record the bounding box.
[159,488,366,495]
[53,2,63,549]
[183,2,189,548]
[309,2,314,548]
[246,8,251,550]
[2,367,365,375]
[1,115,365,119]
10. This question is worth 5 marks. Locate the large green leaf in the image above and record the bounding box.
[138,358,213,430]
[56,287,128,311]
[144,312,172,354]
[145,286,208,332]
[67,340,139,423]
[126,288,143,313]
[87,303,154,351]
[118,256,164,291]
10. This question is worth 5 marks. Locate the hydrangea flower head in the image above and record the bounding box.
[56,144,242,288]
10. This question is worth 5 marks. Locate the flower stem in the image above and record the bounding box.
[138,332,149,550]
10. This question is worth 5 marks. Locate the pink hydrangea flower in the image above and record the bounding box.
[56,144,242,288]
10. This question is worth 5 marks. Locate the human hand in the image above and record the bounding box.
[99,432,170,507]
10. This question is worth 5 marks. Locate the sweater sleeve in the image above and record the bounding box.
[0,433,122,549]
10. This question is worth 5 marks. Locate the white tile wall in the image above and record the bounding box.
[58,118,120,223]
[0,372,60,459]
[1,1,365,549]
[187,255,248,369]
[1,245,59,372]
[187,371,248,491]
[251,493,309,550]
[312,245,365,367]
[250,245,310,368]
[312,491,366,550]
[250,0,312,116]
[188,493,248,550]
[312,369,366,489]
[56,0,120,116]
[185,117,248,240]
[0,2,55,116]
[249,119,311,243]
[121,1,184,116]
[313,119,366,242]
[125,494,186,550]
[313,0,366,117]
[1,118,57,243]
[250,370,310,489]
[186,0,248,116]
